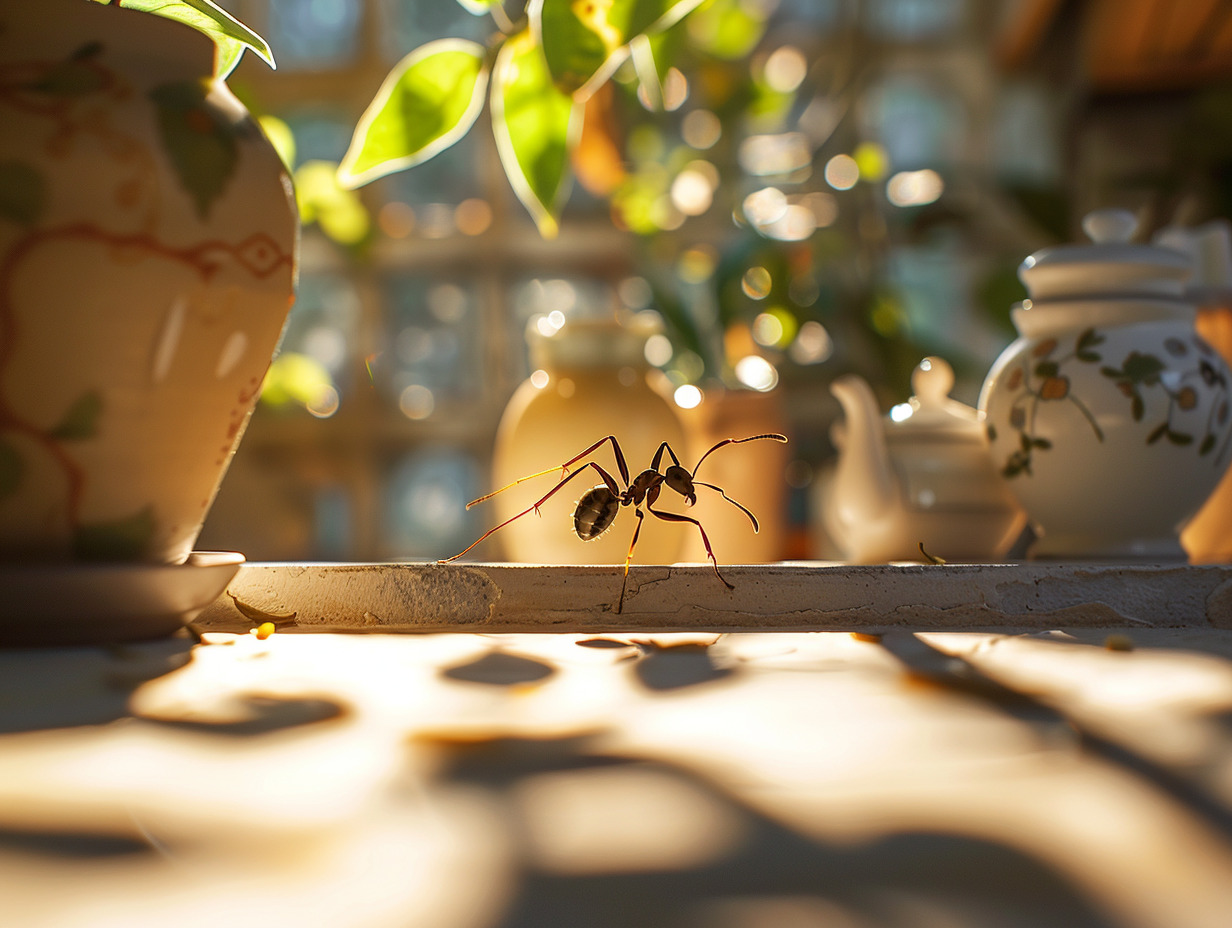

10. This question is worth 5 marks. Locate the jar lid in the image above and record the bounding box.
[885,357,982,440]
[1018,209,1192,302]
[528,313,657,370]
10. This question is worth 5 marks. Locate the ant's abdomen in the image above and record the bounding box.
[574,486,620,541]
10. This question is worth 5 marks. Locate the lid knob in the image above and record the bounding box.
[911,356,954,406]
[1082,208,1138,245]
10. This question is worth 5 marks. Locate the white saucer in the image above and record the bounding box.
[0,551,244,646]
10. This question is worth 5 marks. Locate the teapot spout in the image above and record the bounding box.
[828,374,896,530]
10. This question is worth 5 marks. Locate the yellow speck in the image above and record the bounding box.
[1104,634,1134,652]
[255,622,276,640]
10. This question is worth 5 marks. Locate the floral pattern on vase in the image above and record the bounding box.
[0,0,298,563]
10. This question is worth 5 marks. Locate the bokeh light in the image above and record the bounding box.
[824,154,859,190]
[788,321,833,364]
[741,266,773,299]
[673,384,703,409]
[742,187,787,226]
[398,384,434,420]
[763,45,808,93]
[682,109,722,149]
[644,333,674,367]
[734,355,779,391]
[886,169,944,206]
[853,141,890,182]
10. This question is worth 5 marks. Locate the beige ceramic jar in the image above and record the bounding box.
[485,314,686,566]
[0,0,298,565]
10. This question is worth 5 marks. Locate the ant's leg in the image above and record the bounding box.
[443,464,613,562]
[616,507,646,614]
[650,441,683,472]
[691,433,788,479]
[694,481,760,532]
[558,435,631,486]
[646,505,734,590]
[468,438,627,508]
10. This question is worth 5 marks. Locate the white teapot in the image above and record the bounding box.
[824,357,1026,563]
[979,209,1232,560]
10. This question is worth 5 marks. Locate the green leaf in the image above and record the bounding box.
[1166,430,1194,446]
[1077,327,1104,351]
[0,439,22,499]
[1201,434,1217,456]
[1033,360,1059,379]
[50,391,103,441]
[338,39,488,188]
[150,79,239,220]
[532,0,706,96]
[1121,351,1166,385]
[118,0,275,78]
[491,30,579,238]
[686,0,767,58]
[74,506,156,561]
[1147,422,1168,445]
[1032,437,1052,449]
[1131,394,1145,421]
[0,161,46,226]
[26,42,107,95]
[1076,350,1102,363]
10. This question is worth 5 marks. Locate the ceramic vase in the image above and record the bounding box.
[979,210,1231,559]
[0,0,298,565]
[487,314,686,566]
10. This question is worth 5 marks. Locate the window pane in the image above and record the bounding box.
[277,272,361,392]
[280,110,353,165]
[382,447,482,558]
[268,0,362,70]
[381,276,484,411]
[377,0,490,62]
[376,125,484,213]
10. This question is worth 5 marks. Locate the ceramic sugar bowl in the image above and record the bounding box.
[825,357,1026,563]
[979,209,1232,560]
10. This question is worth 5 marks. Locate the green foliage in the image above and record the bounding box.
[338,40,489,187]
[150,79,239,220]
[27,41,107,95]
[492,30,578,238]
[338,0,709,236]
[50,392,103,441]
[109,0,274,78]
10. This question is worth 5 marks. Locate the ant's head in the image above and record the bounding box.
[663,465,696,506]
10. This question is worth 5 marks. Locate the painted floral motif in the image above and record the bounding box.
[0,39,293,559]
[989,328,1105,478]
[990,328,1232,479]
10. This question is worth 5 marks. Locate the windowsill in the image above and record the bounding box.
[195,560,1232,634]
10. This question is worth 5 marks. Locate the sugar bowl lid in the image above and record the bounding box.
[1018,209,1192,302]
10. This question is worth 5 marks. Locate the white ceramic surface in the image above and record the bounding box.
[0,1,298,565]
[825,357,1026,563]
[980,210,1232,559]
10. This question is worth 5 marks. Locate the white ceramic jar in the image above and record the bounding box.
[979,210,1232,559]
[0,0,298,564]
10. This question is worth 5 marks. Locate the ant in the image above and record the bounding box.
[442,433,788,612]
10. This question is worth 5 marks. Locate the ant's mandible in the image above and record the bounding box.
[442,433,788,612]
